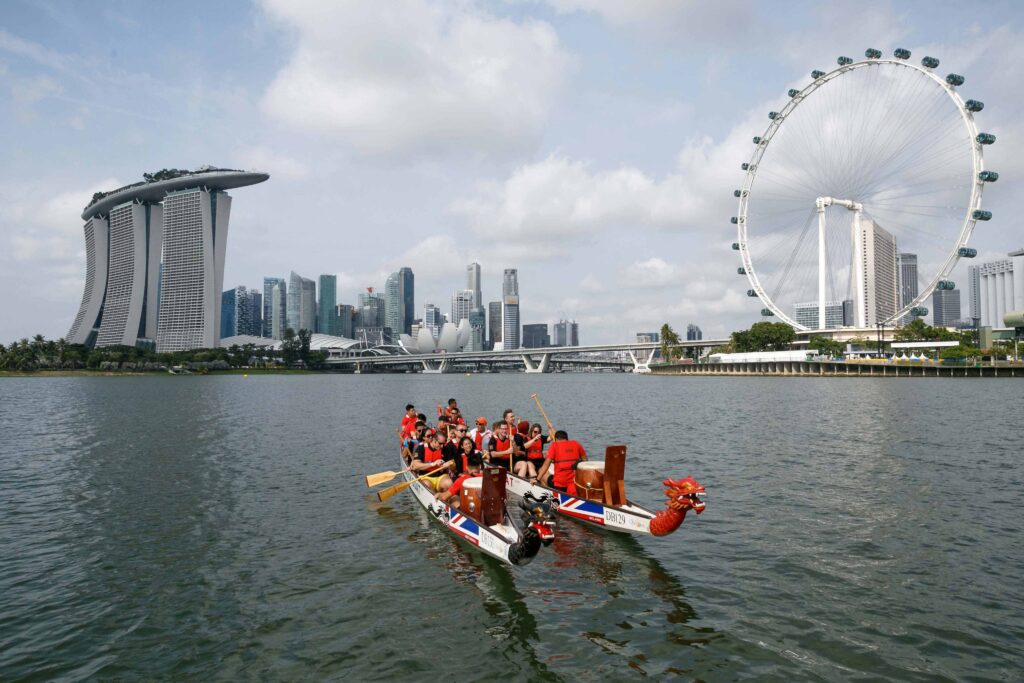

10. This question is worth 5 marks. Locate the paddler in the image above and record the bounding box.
[536,430,587,495]
[468,417,491,451]
[412,430,454,493]
[436,451,483,508]
[400,404,417,438]
[485,420,513,469]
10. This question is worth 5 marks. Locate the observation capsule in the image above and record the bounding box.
[761,308,775,317]
[921,56,940,69]
[977,132,996,145]
[731,216,739,224]
[741,162,750,171]
[911,307,929,317]
[752,136,762,144]
[788,88,800,98]
[737,267,746,275]
[972,209,992,221]
[731,242,740,251]
[894,48,911,60]
[979,170,999,182]
[958,247,978,258]
[946,73,965,86]
[768,111,779,120]
[734,189,741,198]
[937,280,955,290]
[811,70,825,79]
[747,289,758,297]
[965,100,984,112]
[837,56,853,66]
[865,48,882,59]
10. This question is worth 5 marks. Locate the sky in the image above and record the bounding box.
[1,0,1022,344]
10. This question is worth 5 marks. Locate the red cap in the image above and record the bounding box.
[475,417,488,425]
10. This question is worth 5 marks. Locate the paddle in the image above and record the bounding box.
[530,393,556,435]
[365,466,413,488]
[376,462,453,503]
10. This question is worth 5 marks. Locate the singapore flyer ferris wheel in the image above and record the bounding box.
[733,48,997,332]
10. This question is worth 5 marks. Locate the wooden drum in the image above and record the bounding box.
[574,461,605,502]
[460,478,483,519]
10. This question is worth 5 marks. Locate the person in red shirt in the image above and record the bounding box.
[523,423,548,480]
[400,404,417,437]
[536,430,587,495]
[485,421,514,469]
[412,430,454,492]
[437,451,483,507]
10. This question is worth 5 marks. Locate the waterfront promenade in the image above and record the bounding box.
[652,359,1024,378]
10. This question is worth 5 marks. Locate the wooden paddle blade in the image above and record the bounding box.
[376,479,411,502]
[365,470,398,488]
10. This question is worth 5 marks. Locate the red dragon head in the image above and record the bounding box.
[663,476,706,514]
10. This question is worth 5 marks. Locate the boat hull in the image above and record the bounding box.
[401,461,539,566]
[505,473,658,535]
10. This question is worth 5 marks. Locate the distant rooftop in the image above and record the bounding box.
[82,167,269,220]
[1009,248,1024,257]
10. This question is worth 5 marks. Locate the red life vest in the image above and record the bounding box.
[490,435,511,462]
[527,438,544,459]
[422,445,443,464]
[548,440,585,488]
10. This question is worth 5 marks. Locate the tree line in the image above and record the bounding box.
[0,328,327,373]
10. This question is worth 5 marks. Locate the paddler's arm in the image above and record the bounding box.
[535,456,553,482]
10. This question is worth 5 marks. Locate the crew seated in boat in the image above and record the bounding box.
[436,451,483,508]
[401,421,426,464]
[412,430,454,493]
[536,430,587,492]
[454,434,481,473]
[522,422,548,480]
[448,406,466,426]
[443,423,469,475]
[485,420,514,469]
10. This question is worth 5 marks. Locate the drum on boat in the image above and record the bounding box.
[574,461,605,502]
[460,478,483,519]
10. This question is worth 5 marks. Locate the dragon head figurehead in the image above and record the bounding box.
[650,476,706,536]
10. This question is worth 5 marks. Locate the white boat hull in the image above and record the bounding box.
[505,473,659,535]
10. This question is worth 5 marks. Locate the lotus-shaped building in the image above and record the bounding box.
[399,320,471,354]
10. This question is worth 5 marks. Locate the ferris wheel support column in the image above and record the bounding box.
[816,198,828,330]
[853,209,865,328]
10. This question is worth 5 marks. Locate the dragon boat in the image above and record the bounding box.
[391,454,557,567]
[504,445,706,536]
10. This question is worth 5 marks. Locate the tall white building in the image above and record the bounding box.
[271,283,285,340]
[968,249,1024,327]
[287,271,317,333]
[424,304,443,338]
[467,263,481,308]
[503,268,518,297]
[385,271,401,335]
[794,300,846,329]
[451,289,474,325]
[502,296,520,350]
[855,218,899,327]
[67,169,269,351]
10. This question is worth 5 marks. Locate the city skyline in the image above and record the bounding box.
[3,3,1023,344]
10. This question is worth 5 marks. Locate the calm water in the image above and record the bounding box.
[1,374,1022,681]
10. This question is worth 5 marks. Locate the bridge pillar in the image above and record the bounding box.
[628,348,656,374]
[521,353,552,373]
[422,359,450,374]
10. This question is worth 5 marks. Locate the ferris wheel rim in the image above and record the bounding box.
[735,56,986,330]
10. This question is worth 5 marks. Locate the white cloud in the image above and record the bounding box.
[237,146,310,181]
[259,0,573,157]
[619,257,685,289]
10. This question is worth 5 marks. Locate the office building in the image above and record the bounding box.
[502,296,520,350]
[503,268,518,297]
[67,169,268,351]
[898,252,918,309]
[262,277,285,338]
[287,271,317,333]
[932,287,962,327]
[553,319,579,347]
[636,332,660,343]
[248,292,262,337]
[967,249,1024,327]
[335,304,355,339]
[467,263,482,308]
[271,283,285,340]
[451,290,474,325]
[488,301,502,348]
[855,218,899,327]
[398,267,414,335]
[385,272,401,336]
[522,323,550,348]
[424,304,443,338]
[467,308,486,351]
[967,265,982,323]
[318,274,337,335]
[794,301,846,329]
[221,286,255,338]
[686,324,702,341]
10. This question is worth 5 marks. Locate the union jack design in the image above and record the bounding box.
[556,493,606,525]
[447,510,481,545]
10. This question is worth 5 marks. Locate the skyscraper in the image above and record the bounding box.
[271,283,285,340]
[248,291,262,337]
[897,252,918,325]
[67,169,268,351]
[522,324,550,348]
[552,319,578,347]
[686,324,702,341]
[451,290,474,325]
[967,249,1024,327]
[467,308,486,351]
[932,288,962,327]
[502,296,520,350]
[488,301,502,348]
[794,301,845,329]
[467,263,481,308]
[336,304,355,339]
[503,268,518,297]
[855,218,899,327]
[262,276,285,338]
[318,274,337,335]
[399,267,414,335]
[287,271,317,333]
[967,265,982,323]
[424,304,443,338]
[385,272,401,336]
[220,286,253,339]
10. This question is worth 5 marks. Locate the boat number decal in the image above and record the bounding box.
[605,509,627,526]
[480,531,502,555]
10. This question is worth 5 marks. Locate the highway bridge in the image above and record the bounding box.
[323,339,726,374]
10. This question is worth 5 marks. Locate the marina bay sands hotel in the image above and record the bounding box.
[67,168,269,352]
